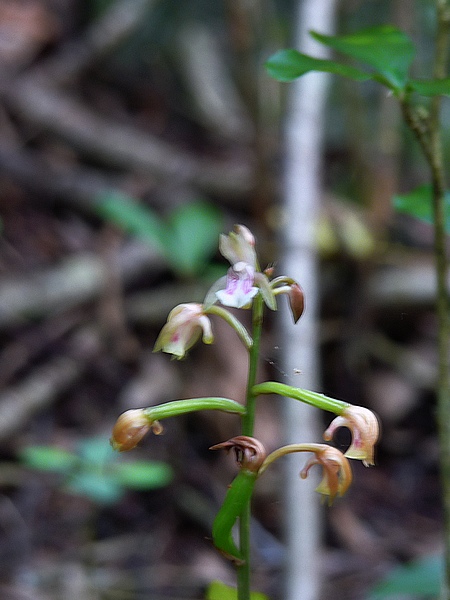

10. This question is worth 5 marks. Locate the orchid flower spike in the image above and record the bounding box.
[259,443,352,505]
[323,405,380,467]
[153,303,213,360]
[110,409,162,452]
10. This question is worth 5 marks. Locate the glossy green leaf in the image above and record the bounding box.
[206,580,269,600]
[95,191,167,254]
[369,554,443,598]
[19,446,79,473]
[112,460,173,490]
[311,25,415,91]
[408,77,450,96]
[265,49,370,82]
[393,184,450,232]
[166,201,223,276]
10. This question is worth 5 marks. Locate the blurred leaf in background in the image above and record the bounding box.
[19,436,173,505]
[393,184,450,232]
[95,192,223,277]
[369,553,443,599]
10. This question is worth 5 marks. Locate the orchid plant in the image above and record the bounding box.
[111,224,379,600]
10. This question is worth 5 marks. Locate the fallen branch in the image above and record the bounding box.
[5,76,253,196]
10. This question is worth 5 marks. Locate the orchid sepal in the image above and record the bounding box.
[324,406,380,467]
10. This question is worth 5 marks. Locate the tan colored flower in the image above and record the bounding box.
[300,445,352,505]
[323,405,380,466]
[259,443,352,504]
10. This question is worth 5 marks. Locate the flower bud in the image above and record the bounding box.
[287,282,305,323]
[110,409,157,452]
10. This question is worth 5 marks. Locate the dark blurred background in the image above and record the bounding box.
[0,1,447,599]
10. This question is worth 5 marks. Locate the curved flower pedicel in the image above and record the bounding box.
[259,443,353,505]
[153,303,213,359]
[323,405,380,467]
[111,399,246,452]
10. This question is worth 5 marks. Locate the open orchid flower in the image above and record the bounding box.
[259,443,352,505]
[300,445,352,505]
[204,224,276,310]
[153,303,213,359]
[323,405,380,467]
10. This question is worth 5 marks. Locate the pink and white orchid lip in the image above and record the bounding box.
[153,303,213,359]
[215,262,259,309]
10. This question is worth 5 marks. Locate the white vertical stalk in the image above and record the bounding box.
[280,1,337,599]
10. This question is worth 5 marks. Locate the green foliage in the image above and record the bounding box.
[206,580,268,600]
[311,25,415,91]
[95,192,223,277]
[265,49,370,83]
[165,201,223,276]
[369,554,443,599]
[266,24,450,98]
[96,191,166,253]
[19,437,173,505]
[393,184,450,232]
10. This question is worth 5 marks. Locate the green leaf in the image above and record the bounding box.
[112,460,173,490]
[311,25,415,91]
[393,184,450,232]
[369,554,443,599]
[166,201,223,276]
[408,77,450,96]
[77,436,116,466]
[95,191,167,254]
[19,446,79,473]
[206,580,269,600]
[66,471,124,505]
[265,49,370,82]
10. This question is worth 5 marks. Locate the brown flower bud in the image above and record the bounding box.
[110,409,156,452]
[288,282,305,323]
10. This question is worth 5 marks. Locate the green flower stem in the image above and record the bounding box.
[259,443,323,476]
[238,293,264,600]
[401,4,450,593]
[204,305,253,351]
[252,381,350,414]
[143,398,246,422]
[430,2,450,595]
